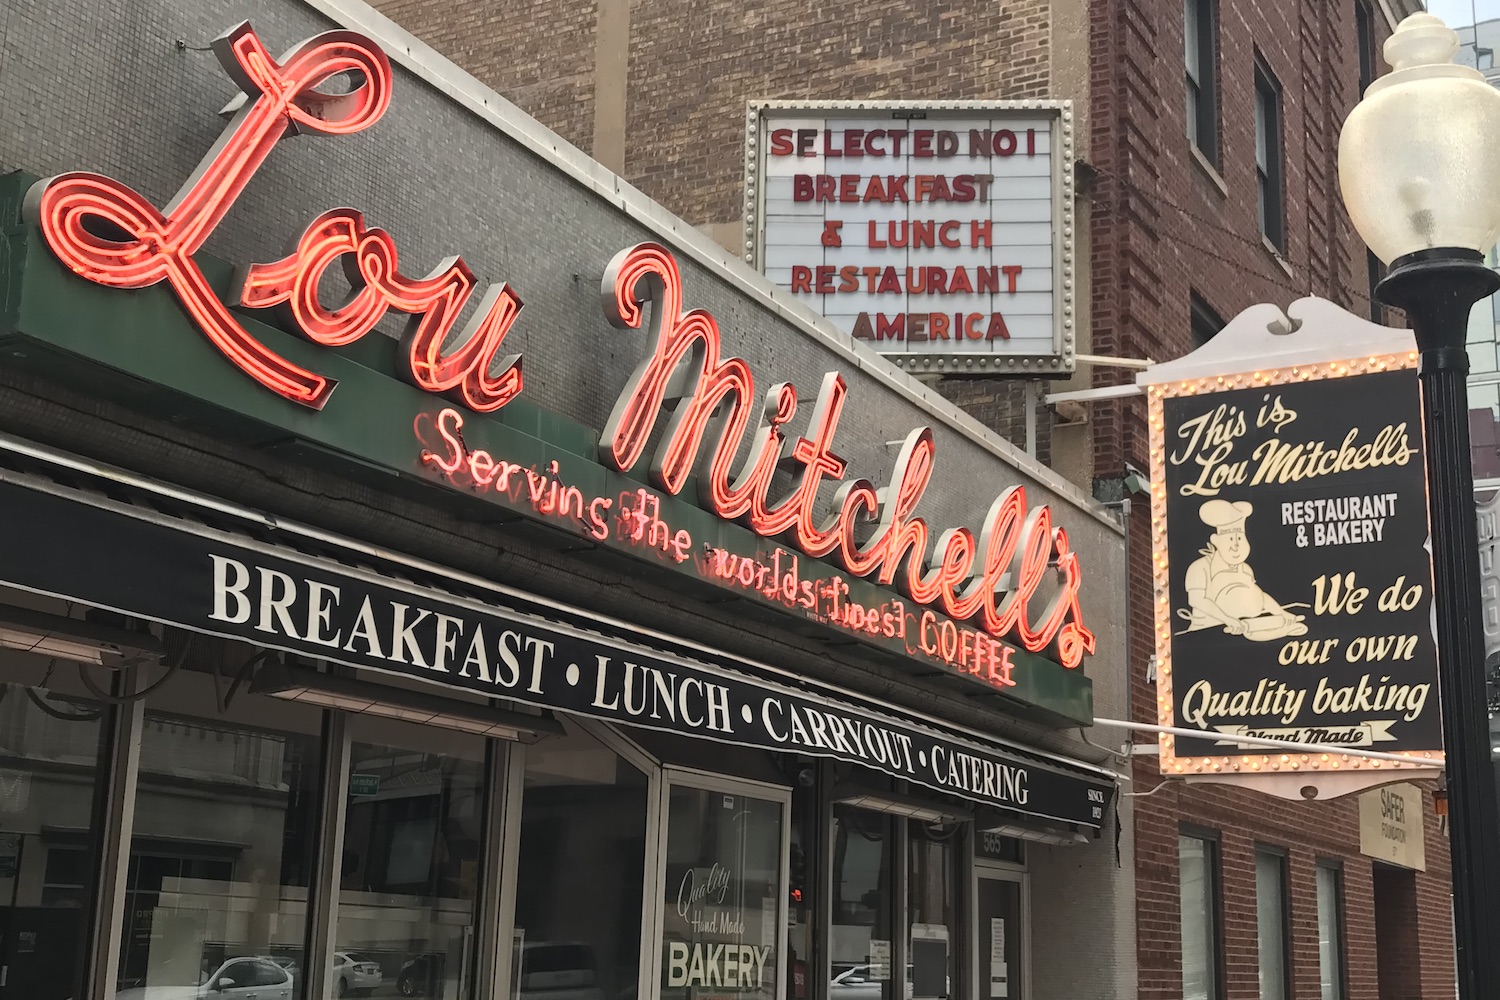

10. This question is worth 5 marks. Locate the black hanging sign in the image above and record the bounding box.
[0,478,1112,828]
[1150,362,1444,772]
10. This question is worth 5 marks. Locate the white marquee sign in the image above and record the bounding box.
[744,101,1075,375]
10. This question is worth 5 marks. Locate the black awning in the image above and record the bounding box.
[0,464,1116,830]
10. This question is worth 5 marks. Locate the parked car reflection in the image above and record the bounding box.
[113,956,293,1000]
[332,952,384,997]
[829,964,917,1000]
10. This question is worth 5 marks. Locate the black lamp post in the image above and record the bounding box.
[1340,14,1500,1000]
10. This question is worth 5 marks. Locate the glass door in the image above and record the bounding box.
[657,771,789,1000]
[974,871,1024,1000]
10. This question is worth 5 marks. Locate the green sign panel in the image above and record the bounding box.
[349,774,381,797]
[0,171,1092,726]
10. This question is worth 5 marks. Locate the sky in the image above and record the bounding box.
[1427,0,1500,27]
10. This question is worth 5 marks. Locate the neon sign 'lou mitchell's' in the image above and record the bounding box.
[23,22,1096,673]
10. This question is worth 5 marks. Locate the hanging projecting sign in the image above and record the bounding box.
[743,102,1074,375]
[16,22,1098,711]
[1143,302,1444,778]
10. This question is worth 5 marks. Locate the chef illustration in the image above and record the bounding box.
[1181,499,1307,640]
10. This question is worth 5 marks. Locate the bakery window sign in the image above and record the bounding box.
[1146,350,1445,776]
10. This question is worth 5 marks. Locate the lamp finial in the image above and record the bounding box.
[1386,13,1462,75]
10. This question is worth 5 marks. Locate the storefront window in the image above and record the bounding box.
[336,716,487,1000]
[908,823,957,1000]
[513,723,648,1000]
[116,662,324,1000]
[830,806,894,1000]
[660,780,783,1000]
[0,649,108,1000]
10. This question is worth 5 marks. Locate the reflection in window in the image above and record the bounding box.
[1179,833,1220,1000]
[976,877,1021,1000]
[908,823,957,1000]
[1254,57,1285,251]
[338,717,487,1000]
[116,663,322,999]
[660,784,782,1000]
[1184,0,1219,164]
[831,806,894,1000]
[1316,864,1345,1000]
[514,724,647,1000]
[1256,849,1289,1000]
[786,772,817,1000]
[0,652,107,1000]
[1189,293,1224,348]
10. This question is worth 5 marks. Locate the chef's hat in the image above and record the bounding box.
[1199,499,1252,530]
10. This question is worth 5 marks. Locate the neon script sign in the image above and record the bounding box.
[24,22,1095,674]
[418,409,1021,685]
[25,23,522,413]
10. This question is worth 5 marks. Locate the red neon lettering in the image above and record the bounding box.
[601,244,754,498]
[26,23,391,408]
[420,407,467,475]
[601,242,1093,667]
[30,22,523,413]
[242,209,525,412]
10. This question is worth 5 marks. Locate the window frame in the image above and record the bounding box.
[1184,0,1220,165]
[1254,845,1293,1000]
[1190,293,1225,347]
[1315,861,1348,1000]
[1355,2,1377,95]
[1177,826,1224,1000]
[1254,56,1286,252]
[1367,251,1385,323]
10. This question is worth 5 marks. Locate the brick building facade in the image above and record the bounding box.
[1090,2,1455,999]
[364,0,1457,997]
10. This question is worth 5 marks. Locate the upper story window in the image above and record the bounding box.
[1256,848,1291,1000]
[1190,293,1225,347]
[1254,57,1286,251]
[1185,0,1219,165]
[1179,831,1223,1000]
[1367,251,1385,323]
[1316,863,1347,1000]
[1355,2,1376,94]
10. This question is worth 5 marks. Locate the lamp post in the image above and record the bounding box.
[1339,14,1500,999]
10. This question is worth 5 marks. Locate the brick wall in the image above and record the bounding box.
[368,0,1061,452]
[369,0,600,153]
[300,0,1455,996]
[1088,0,1379,487]
[1091,0,1457,997]
[371,0,1056,230]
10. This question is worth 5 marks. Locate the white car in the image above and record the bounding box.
[333,952,384,997]
[113,956,293,1000]
[829,965,917,1000]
